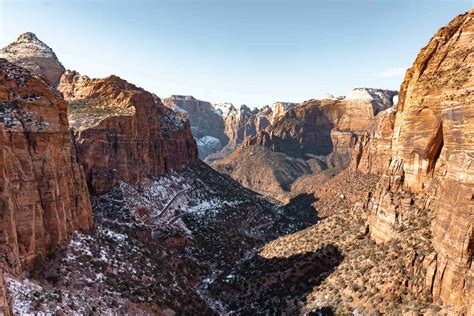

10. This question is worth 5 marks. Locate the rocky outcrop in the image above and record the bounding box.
[270,101,297,123]
[59,70,198,194]
[350,107,397,174]
[214,90,397,200]
[164,95,228,158]
[246,91,397,162]
[352,10,473,309]
[0,270,11,316]
[204,103,273,163]
[223,104,271,149]
[0,33,65,87]
[0,60,92,272]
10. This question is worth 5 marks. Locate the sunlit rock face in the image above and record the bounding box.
[0,32,65,87]
[0,59,92,272]
[214,89,397,201]
[352,10,473,308]
[59,71,199,194]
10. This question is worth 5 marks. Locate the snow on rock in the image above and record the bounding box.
[196,135,223,158]
[4,277,43,314]
[0,32,65,87]
[213,102,236,116]
[392,94,399,106]
[344,88,399,114]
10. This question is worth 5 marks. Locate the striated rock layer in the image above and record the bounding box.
[0,60,92,272]
[246,91,397,161]
[352,10,473,308]
[0,33,65,87]
[204,103,273,163]
[215,90,397,200]
[164,95,228,158]
[59,70,199,194]
[222,104,271,149]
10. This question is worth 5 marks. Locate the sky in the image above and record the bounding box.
[0,0,472,108]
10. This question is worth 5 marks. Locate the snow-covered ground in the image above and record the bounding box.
[4,164,315,314]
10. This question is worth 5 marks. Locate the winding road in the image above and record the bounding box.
[142,187,193,226]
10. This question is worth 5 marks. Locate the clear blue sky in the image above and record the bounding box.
[0,0,471,107]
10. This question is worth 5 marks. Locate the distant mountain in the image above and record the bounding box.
[213,88,398,201]
[164,96,297,161]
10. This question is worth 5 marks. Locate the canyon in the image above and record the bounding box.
[0,8,472,315]
[213,88,398,201]
[165,95,298,161]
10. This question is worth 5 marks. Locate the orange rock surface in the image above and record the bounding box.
[59,70,199,194]
[352,10,473,308]
[0,60,92,272]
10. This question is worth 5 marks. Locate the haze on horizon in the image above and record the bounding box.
[0,0,471,108]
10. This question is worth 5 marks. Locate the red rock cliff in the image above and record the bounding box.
[351,10,473,308]
[59,70,199,194]
[246,92,396,163]
[0,60,92,272]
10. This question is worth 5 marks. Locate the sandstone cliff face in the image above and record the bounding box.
[59,70,199,194]
[0,60,92,272]
[164,95,228,158]
[203,103,273,163]
[270,101,297,123]
[0,33,65,87]
[352,10,473,308]
[214,90,397,200]
[350,107,397,174]
[247,92,397,162]
[0,271,11,316]
[223,104,271,149]
[162,97,278,160]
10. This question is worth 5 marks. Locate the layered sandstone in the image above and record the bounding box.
[246,92,397,161]
[204,103,272,162]
[59,70,199,194]
[350,107,397,174]
[352,10,473,308]
[164,95,228,158]
[270,101,297,123]
[0,60,92,272]
[214,90,397,200]
[222,104,271,149]
[0,33,65,87]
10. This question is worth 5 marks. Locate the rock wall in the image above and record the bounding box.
[350,107,397,174]
[164,95,229,158]
[59,71,199,194]
[214,90,397,200]
[270,101,297,123]
[0,60,92,272]
[222,104,271,149]
[351,10,473,308]
[246,95,395,161]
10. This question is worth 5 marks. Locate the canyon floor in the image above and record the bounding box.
[4,166,454,315]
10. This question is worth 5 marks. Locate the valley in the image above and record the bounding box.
[0,6,472,316]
